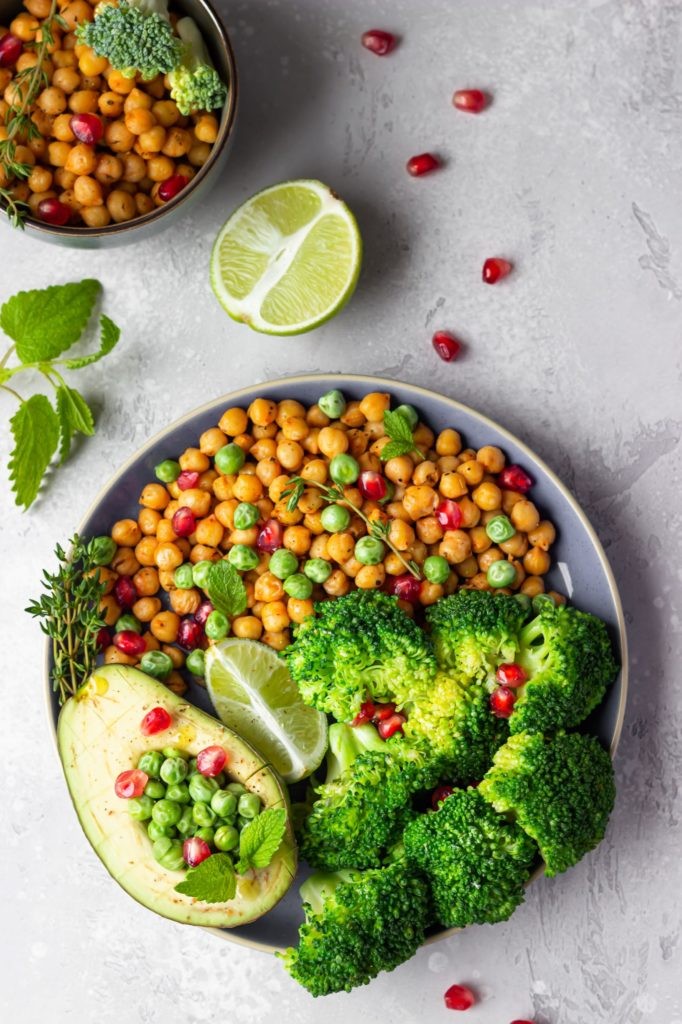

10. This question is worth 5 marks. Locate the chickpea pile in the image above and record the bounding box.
[97,391,563,691]
[0,0,219,226]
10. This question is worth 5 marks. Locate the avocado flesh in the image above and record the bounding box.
[57,664,297,928]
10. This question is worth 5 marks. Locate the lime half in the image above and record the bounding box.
[210,179,362,335]
[205,638,328,783]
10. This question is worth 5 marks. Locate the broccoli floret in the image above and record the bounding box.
[77,0,181,81]
[283,590,437,722]
[168,17,227,115]
[278,862,431,996]
[403,788,536,927]
[510,603,618,734]
[426,590,528,679]
[478,731,615,876]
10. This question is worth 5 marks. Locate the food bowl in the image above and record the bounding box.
[0,0,238,247]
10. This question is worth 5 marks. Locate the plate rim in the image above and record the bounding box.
[44,371,629,955]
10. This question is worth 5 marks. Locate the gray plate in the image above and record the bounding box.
[45,373,628,954]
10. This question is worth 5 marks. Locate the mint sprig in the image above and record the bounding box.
[235,807,287,874]
[174,853,236,904]
[205,560,248,619]
[380,409,424,462]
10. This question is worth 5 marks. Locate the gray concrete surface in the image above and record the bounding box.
[1,0,681,1021]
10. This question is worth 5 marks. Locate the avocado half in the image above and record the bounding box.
[57,664,297,928]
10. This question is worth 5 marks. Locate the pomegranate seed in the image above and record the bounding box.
[444,984,476,1011]
[158,174,189,202]
[452,89,487,114]
[378,712,406,739]
[69,112,103,145]
[183,836,212,866]
[194,600,214,627]
[196,745,227,777]
[490,686,517,718]
[114,575,137,609]
[496,663,528,688]
[510,1020,535,1024]
[432,330,462,363]
[37,197,71,226]
[115,769,148,799]
[406,152,441,177]
[358,471,387,501]
[351,700,376,727]
[0,33,23,67]
[372,702,396,723]
[257,518,283,553]
[435,499,463,531]
[114,630,147,657]
[177,470,200,491]
[482,257,512,284]
[499,464,533,494]
[177,616,203,650]
[140,706,172,736]
[387,574,422,602]
[361,29,396,56]
[431,785,454,809]
[172,506,196,538]
[96,627,111,650]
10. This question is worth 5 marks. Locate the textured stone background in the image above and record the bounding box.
[1,0,681,1020]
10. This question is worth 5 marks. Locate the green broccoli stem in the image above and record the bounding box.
[325,723,384,785]
[299,870,358,915]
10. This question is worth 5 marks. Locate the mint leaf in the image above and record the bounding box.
[9,395,60,509]
[174,853,236,903]
[0,280,101,363]
[379,439,414,461]
[383,409,414,444]
[63,314,121,369]
[56,386,95,463]
[206,560,247,618]
[235,808,287,874]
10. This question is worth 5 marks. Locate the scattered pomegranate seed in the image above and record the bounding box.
[114,630,147,657]
[444,984,476,1011]
[387,573,422,602]
[37,197,71,226]
[452,89,487,114]
[183,837,212,867]
[351,700,376,727]
[431,785,454,809]
[172,506,196,538]
[372,703,397,723]
[69,112,103,145]
[114,769,148,799]
[177,470,200,491]
[361,29,396,56]
[140,706,172,736]
[257,518,283,552]
[498,464,533,494]
[114,575,138,609]
[0,33,23,67]
[510,1020,535,1024]
[177,616,203,650]
[490,686,517,718]
[482,257,512,284]
[196,745,227,776]
[96,627,111,650]
[435,499,463,531]
[194,600,214,627]
[378,712,406,739]
[496,663,528,688]
[158,174,189,203]
[432,330,461,362]
[406,152,441,177]
[358,471,388,501]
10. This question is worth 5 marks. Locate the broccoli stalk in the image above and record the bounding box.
[168,17,227,115]
[77,0,181,80]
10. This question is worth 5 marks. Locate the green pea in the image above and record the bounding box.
[147,820,175,842]
[214,771,227,789]
[161,746,188,759]
[269,548,299,579]
[226,782,247,797]
[176,806,195,836]
[211,789,238,819]
[88,535,116,566]
[237,815,251,830]
[532,593,556,614]
[139,650,173,681]
[116,613,141,634]
[194,826,215,846]
[423,555,450,585]
[329,453,360,486]
[238,792,262,819]
[188,773,219,803]
[188,757,198,773]
[320,504,351,534]
[186,649,206,677]
[165,782,190,805]
[152,836,185,871]
[485,515,515,544]
[151,799,183,828]
[204,609,228,641]
[513,593,533,615]
[228,544,259,572]
[173,563,195,589]
[215,443,245,475]
[155,459,181,483]
[379,480,395,505]
[193,802,217,827]
[127,795,154,821]
[144,779,166,800]
[318,388,346,419]
[393,404,419,429]
[487,560,517,589]
[233,502,260,530]
[283,573,313,600]
[192,560,213,589]
[303,557,332,583]
[354,536,385,565]
[138,750,164,778]
[160,757,188,786]
[214,825,239,852]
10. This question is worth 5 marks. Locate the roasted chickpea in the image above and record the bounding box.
[154,542,183,572]
[135,536,159,567]
[499,532,529,558]
[27,165,52,193]
[195,515,224,547]
[47,139,71,166]
[105,119,135,153]
[520,575,545,598]
[439,529,472,564]
[300,458,328,484]
[261,601,290,633]
[194,114,219,143]
[358,392,390,422]
[402,485,437,521]
[25,0,53,17]
[152,98,180,127]
[457,459,485,486]
[78,48,107,77]
[323,568,350,597]
[523,546,551,576]
[73,173,102,206]
[511,500,541,533]
[527,520,556,551]
[415,515,443,545]
[169,588,201,616]
[52,66,81,94]
[254,572,285,603]
[64,142,97,175]
[150,610,180,643]
[133,566,160,597]
[162,125,192,157]
[111,518,142,547]
[419,581,444,605]
[10,12,40,41]
[232,615,263,640]
[188,140,211,166]
[106,188,136,221]
[384,455,413,486]
[435,428,462,457]
[131,596,161,622]
[60,1,93,31]
[471,481,502,511]
[457,496,481,529]
[476,445,505,474]
[68,89,98,113]
[387,518,415,551]
[439,471,468,500]
[262,630,291,652]
[317,427,348,458]
[412,460,439,487]
[103,644,136,665]
[111,547,139,576]
[247,399,277,428]
[355,564,385,589]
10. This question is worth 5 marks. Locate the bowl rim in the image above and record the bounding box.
[0,0,238,239]
[44,371,629,955]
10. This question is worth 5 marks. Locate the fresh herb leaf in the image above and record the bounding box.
[56,386,95,464]
[235,807,287,874]
[9,395,60,509]
[63,314,121,369]
[206,560,248,618]
[379,439,415,461]
[174,853,236,903]
[284,478,305,513]
[0,280,101,363]
[383,409,414,444]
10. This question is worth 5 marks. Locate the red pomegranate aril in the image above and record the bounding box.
[482,257,512,284]
[194,600,214,627]
[431,785,454,809]
[372,702,396,723]
[114,575,138,609]
[496,662,528,688]
[453,88,487,114]
[158,174,189,202]
[358,471,387,501]
[432,330,461,362]
[444,984,476,1011]
[196,745,227,777]
[510,1020,535,1024]
[140,706,172,736]
[361,29,396,56]
[114,769,148,799]
[96,627,111,650]
[177,616,203,650]
[183,837,212,867]
[435,499,463,531]
[378,712,406,739]
[37,197,71,226]
[499,464,533,494]
[114,630,147,657]
[0,33,23,67]
[172,506,196,538]
[351,700,376,727]
[257,518,283,553]
[388,573,422,602]
[490,685,517,718]
[406,152,441,177]
[69,112,103,145]
[177,470,200,491]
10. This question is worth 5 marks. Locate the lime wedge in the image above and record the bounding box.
[205,638,328,783]
[210,179,362,335]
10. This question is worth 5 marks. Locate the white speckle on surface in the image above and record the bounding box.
[427,952,449,973]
